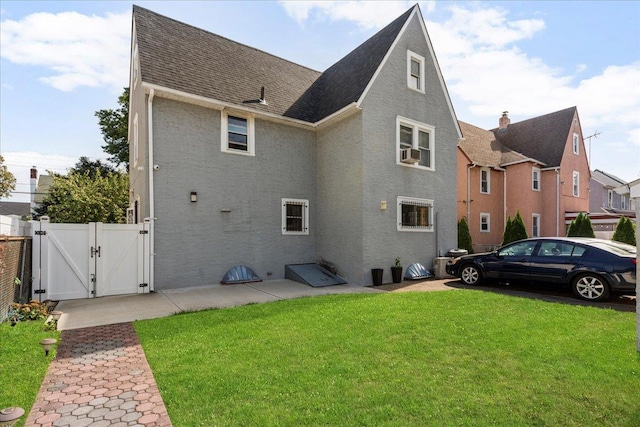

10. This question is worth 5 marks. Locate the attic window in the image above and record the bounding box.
[407,50,425,93]
[221,111,255,156]
[572,133,579,155]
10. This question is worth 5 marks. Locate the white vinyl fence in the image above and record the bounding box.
[32,218,150,301]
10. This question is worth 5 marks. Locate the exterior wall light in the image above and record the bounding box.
[190,192,197,203]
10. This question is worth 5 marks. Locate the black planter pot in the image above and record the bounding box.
[371,268,383,286]
[391,266,403,283]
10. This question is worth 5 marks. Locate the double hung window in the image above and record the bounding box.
[407,50,425,93]
[221,111,255,156]
[480,168,490,194]
[532,167,540,191]
[480,213,490,232]
[396,116,434,169]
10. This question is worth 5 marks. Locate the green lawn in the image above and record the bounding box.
[135,291,640,426]
[0,320,60,427]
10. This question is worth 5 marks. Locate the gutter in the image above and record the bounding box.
[147,88,155,292]
[554,168,561,236]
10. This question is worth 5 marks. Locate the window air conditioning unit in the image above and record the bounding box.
[400,148,420,164]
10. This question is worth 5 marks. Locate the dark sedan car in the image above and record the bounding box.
[446,237,637,301]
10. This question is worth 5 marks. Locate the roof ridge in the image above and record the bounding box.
[132,5,321,74]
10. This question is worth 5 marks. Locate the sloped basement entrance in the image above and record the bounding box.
[285,263,347,287]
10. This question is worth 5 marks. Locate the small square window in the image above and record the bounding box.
[282,198,309,235]
[480,213,490,232]
[397,196,433,232]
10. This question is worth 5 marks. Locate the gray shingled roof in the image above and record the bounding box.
[493,106,577,168]
[591,169,627,187]
[133,5,415,123]
[459,121,530,167]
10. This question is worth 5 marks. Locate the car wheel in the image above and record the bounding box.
[572,274,610,301]
[460,264,481,285]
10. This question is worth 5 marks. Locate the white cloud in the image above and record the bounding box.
[0,11,130,91]
[279,1,435,30]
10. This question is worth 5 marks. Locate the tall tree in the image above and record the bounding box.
[72,156,117,179]
[38,170,129,223]
[457,217,474,254]
[0,155,16,198]
[96,87,129,169]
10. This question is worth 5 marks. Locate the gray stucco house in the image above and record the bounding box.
[128,4,461,290]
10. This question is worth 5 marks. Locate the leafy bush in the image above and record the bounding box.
[612,216,636,245]
[8,300,49,323]
[458,217,473,254]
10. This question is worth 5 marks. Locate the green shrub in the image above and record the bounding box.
[612,216,636,245]
[458,217,473,254]
[567,212,595,237]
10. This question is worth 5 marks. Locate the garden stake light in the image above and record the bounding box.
[39,338,57,356]
[0,407,25,426]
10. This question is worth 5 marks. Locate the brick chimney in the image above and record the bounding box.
[499,111,510,130]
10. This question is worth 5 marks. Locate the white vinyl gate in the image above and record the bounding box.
[32,218,150,300]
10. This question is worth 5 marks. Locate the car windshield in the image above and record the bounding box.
[588,241,636,256]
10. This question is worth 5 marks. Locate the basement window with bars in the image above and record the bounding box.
[397,196,433,232]
[282,198,309,235]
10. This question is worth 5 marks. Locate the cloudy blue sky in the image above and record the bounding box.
[1,1,639,202]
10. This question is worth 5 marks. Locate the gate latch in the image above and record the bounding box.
[91,246,101,258]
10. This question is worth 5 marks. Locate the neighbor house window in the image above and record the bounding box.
[532,213,540,237]
[480,168,490,194]
[480,213,490,232]
[407,50,425,93]
[608,190,613,207]
[133,113,139,167]
[621,195,627,210]
[532,167,540,191]
[397,196,433,232]
[396,116,435,169]
[573,133,579,155]
[133,44,139,88]
[572,171,580,197]
[221,111,255,156]
[282,198,309,235]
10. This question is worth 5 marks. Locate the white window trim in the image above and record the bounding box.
[221,111,255,156]
[532,167,541,191]
[396,116,435,171]
[282,198,309,235]
[133,113,139,168]
[532,213,540,237]
[573,133,579,155]
[407,50,425,94]
[397,196,434,233]
[480,212,490,233]
[621,195,627,210]
[132,43,139,89]
[572,171,580,197]
[480,168,490,194]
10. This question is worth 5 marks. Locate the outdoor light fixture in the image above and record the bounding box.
[190,192,197,203]
[0,407,25,426]
[39,338,57,356]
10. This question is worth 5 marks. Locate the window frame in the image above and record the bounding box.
[572,133,579,155]
[607,189,613,208]
[396,116,435,170]
[532,213,540,237]
[480,212,490,233]
[621,195,627,210]
[532,166,540,191]
[281,198,309,235]
[221,111,255,156]
[397,196,434,233]
[406,50,425,93]
[572,171,580,197]
[480,168,490,194]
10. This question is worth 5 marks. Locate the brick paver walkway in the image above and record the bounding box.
[25,323,171,427]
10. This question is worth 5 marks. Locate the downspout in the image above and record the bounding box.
[503,169,507,231]
[467,164,476,225]
[147,88,155,291]
[556,168,560,236]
